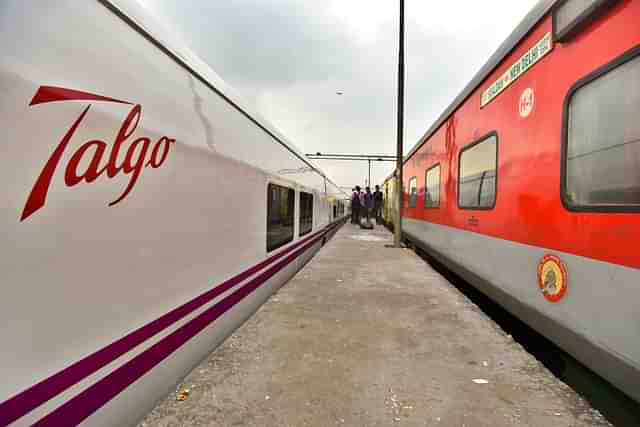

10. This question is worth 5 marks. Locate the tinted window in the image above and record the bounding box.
[299,191,313,236]
[408,177,417,208]
[565,53,640,208]
[425,164,440,208]
[267,183,295,251]
[459,134,497,209]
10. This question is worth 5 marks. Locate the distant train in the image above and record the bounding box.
[384,0,640,403]
[0,1,347,426]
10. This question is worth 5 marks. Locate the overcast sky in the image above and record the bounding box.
[141,0,538,189]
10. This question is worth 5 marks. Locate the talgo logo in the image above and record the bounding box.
[21,86,176,221]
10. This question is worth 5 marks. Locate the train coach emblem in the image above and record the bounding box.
[519,88,534,118]
[537,255,568,302]
[21,86,176,221]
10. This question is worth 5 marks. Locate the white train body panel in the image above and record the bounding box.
[0,1,346,425]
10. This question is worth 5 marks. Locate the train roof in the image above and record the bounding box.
[385,0,558,183]
[101,0,348,197]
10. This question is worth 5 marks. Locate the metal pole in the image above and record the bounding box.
[368,159,371,188]
[394,0,405,248]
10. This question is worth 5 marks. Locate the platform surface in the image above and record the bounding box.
[140,223,609,427]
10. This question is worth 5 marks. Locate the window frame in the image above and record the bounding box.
[407,176,418,208]
[560,45,640,213]
[299,191,314,237]
[457,130,499,210]
[424,163,441,208]
[552,0,617,43]
[266,182,295,252]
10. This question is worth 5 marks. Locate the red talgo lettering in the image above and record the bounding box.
[21,102,175,221]
[21,105,91,221]
[147,136,175,168]
[64,140,108,186]
[106,104,142,177]
[110,136,151,206]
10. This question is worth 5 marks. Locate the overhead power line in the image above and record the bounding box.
[306,152,396,186]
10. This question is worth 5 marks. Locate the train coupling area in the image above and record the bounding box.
[140,223,609,427]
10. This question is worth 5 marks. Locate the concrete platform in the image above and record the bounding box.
[139,224,609,427]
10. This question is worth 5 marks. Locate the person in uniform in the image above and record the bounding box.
[351,186,361,224]
[374,185,383,223]
[364,187,374,223]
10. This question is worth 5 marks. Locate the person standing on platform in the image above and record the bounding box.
[374,185,383,223]
[350,188,356,223]
[364,187,374,223]
[351,186,361,224]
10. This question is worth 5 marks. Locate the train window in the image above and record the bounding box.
[267,183,295,251]
[458,133,497,209]
[563,48,640,211]
[424,164,441,208]
[299,191,313,236]
[408,177,417,208]
[553,0,614,42]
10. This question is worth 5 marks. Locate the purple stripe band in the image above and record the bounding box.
[0,221,340,427]
[32,222,340,426]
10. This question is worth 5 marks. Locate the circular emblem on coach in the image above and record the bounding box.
[519,87,534,118]
[537,255,568,302]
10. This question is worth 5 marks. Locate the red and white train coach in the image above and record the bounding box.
[0,1,347,426]
[391,0,640,403]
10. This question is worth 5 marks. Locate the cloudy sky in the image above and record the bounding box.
[141,0,538,188]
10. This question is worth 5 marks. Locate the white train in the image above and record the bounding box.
[0,1,348,425]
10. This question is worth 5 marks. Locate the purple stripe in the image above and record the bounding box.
[0,224,334,427]
[31,225,334,426]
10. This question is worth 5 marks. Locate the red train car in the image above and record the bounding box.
[394,0,640,402]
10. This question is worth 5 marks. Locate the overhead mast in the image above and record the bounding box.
[394,0,405,248]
